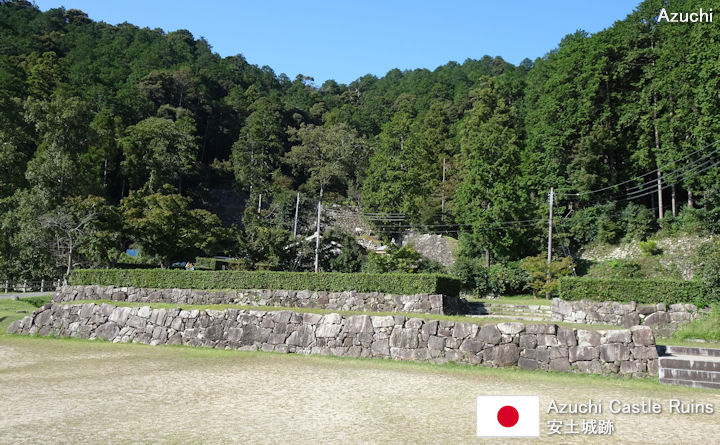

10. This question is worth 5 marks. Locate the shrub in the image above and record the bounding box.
[195,257,250,271]
[558,277,711,307]
[638,240,660,257]
[520,255,574,298]
[586,259,642,279]
[487,263,531,296]
[451,257,489,295]
[70,268,462,296]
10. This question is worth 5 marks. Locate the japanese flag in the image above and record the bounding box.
[476,395,540,438]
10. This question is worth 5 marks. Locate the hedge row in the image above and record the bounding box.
[70,269,462,296]
[194,257,250,271]
[558,277,712,307]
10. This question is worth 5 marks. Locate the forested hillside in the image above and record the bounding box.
[1,0,719,280]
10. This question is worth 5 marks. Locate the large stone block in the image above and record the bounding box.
[576,329,601,347]
[557,328,576,346]
[95,322,119,341]
[519,334,537,350]
[497,322,525,335]
[478,324,501,345]
[345,315,374,333]
[488,344,519,367]
[600,343,630,362]
[518,357,540,370]
[371,339,390,356]
[569,346,599,362]
[389,328,419,349]
[452,322,477,339]
[631,346,658,360]
[631,326,655,346]
[606,329,631,344]
[575,360,603,374]
[644,311,670,327]
[286,325,316,348]
[550,358,571,372]
[371,315,395,328]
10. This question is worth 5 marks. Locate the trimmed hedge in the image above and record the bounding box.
[194,257,250,271]
[70,269,462,296]
[558,277,711,307]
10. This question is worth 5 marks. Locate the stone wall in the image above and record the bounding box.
[552,298,701,335]
[8,302,658,377]
[53,285,469,315]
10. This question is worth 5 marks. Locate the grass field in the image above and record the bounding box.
[1,335,719,444]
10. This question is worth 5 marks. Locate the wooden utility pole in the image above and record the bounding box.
[656,170,664,219]
[293,192,300,238]
[547,187,554,265]
[441,157,446,223]
[257,194,262,213]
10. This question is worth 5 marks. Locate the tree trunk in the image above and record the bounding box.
[689,191,694,208]
[484,249,490,268]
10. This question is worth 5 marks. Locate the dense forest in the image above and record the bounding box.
[1,0,720,281]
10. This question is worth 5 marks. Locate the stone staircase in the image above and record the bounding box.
[467,302,553,322]
[657,345,720,389]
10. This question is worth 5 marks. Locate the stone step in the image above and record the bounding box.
[659,367,720,385]
[658,378,720,390]
[657,345,720,358]
[657,345,720,389]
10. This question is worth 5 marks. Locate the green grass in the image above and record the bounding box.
[0,295,51,332]
[57,298,620,331]
[465,294,552,306]
[670,307,720,343]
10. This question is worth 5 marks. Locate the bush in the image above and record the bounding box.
[195,257,250,271]
[638,240,660,257]
[520,255,574,298]
[451,257,489,295]
[487,263,531,296]
[558,277,711,307]
[70,269,462,296]
[586,259,642,279]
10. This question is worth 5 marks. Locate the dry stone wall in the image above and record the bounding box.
[53,285,469,315]
[551,298,701,336]
[8,302,658,377]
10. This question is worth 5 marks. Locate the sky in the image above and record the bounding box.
[33,0,639,85]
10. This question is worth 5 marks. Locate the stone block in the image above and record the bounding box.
[488,344,519,367]
[452,322,477,339]
[637,305,656,315]
[526,324,557,335]
[537,334,559,347]
[459,339,484,354]
[389,328,419,349]
[621,313,640,328]
[371,339,390,356]
[550,358,571,372]
[519,334,537,350]
[577,329,601,347]
[518,357,540,370]
[606,329,631,344]
[428,335,445,351]
[497,322,525,335]
[371,316,395,328]
[315,323,342,338]
[345,315,374,333]
[478,324,501,345]
[631,326,655,346]
[286,325,316,348]
[549,346,568,360]
[600,343,630,362]
[631,346,658,360]
[557,328,576,346]
[421,320,438,336]
[575,360,603,374]
[644,311,670,326]
[569,346,599,362]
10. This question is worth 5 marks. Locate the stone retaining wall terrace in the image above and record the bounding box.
[8,302,659,377]
[53,285,469,315]
[552,298,702,335]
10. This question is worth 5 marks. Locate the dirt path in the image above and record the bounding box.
[1,336,718,444]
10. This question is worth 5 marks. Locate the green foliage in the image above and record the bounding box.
[121,189,230,267]
[324,229,366,273]
[236,226,294,271]
[194,257,249,271]
[487,263,531,296]
[638,240,660,257]
[586,259,642,279]
[364,245,444,274]
[695,240,720,301]
[558,277,710,308]
[520,255,574,298]
[69,268,463,296]
[672,307,720,342]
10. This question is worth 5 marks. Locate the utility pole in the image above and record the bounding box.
[257,194,262,213]
[547,187,554,265]
[546,187,554,300]
[293,192,300,238]
[671,183,677,217]
[657,170,664,219]
[441,157,446,223]
[314,190,323,273]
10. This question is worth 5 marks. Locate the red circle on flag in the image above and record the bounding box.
[497,405,519,427]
